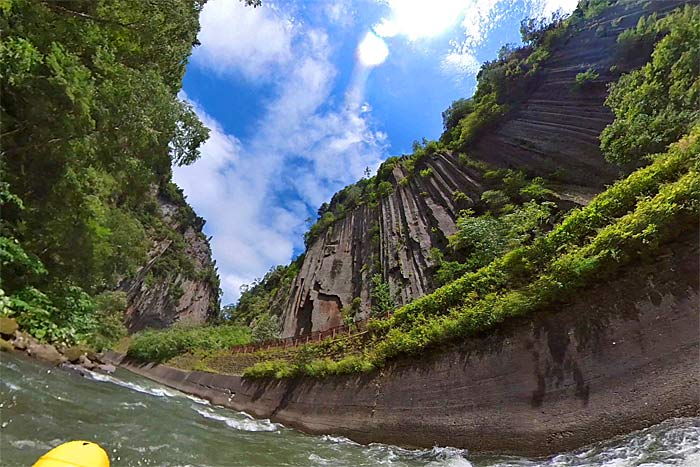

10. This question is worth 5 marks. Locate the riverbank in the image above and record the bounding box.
[109,236,700,457]
[0,319,117,374]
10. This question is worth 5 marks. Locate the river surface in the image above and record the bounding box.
[1,353,699,467]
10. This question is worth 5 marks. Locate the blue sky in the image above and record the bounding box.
[173,0,578,305]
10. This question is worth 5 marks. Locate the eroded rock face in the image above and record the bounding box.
[280,153,483,338]
[122,193,219,332]
[470,0,688,188]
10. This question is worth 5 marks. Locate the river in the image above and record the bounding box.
[1,353,698,467]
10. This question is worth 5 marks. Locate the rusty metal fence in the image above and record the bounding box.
[232,311,392,354]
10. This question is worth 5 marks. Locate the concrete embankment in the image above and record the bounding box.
[108,237,700,456]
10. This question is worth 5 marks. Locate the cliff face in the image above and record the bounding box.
[276,0,688,339]
[122,191,220,332]
[280,153,483,337]
[471,0,688,188]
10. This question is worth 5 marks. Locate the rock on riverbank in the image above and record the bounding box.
[0,319,115,374]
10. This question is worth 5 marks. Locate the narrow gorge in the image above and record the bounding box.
[2,0,699,463]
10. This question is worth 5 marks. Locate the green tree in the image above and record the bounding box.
[370,274,395,317]
[251,314,281,343]
[0,0,224,345]
[601,5,700,164]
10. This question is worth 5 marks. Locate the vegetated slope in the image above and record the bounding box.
[0,0,222,348]
[470,0,689,187]
[231,0,692,340]
[245,129,700,379]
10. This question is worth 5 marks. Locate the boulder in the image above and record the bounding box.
[62,345,87,363]
[0,317,18,337]
[27,342,65,365]
[12,331,36,350]
[89,351,104,364]
[79,354,96,370]
[96,363,116,374]
[0,337,13,352]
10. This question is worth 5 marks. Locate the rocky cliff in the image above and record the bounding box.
[122,187,220,332]
[272,0,689,339]
[471,0,688,187]
[280,153,483,337]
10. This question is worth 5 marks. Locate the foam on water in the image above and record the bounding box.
[1,380,21,391]
[10,439,53,451]
[193,406,280,432]
[184,393,210,405]
[320,434,360,445]
[85,370,181,398]
[302,419,700,467]
[466,418,700,467]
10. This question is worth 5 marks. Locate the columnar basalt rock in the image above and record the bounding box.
[280,153,483,338]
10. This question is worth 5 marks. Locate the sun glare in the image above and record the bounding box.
[357,31,389,67]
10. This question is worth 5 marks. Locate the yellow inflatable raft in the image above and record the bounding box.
[32,440,110,467]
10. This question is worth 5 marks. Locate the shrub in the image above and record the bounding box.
[243,359,295,379]
[574,68,599,88]
[453,190,472,204]
[480,190,509,211]
[449,201,553,272]
[616,13,658,60]
[376,181,394,197]
[370,274,395,317]
[520,178,555,201]
[128,324,251,362]
[88,291,128,350]
[581,0,611,19]
[454,93,508,148]
[251,314,281,343]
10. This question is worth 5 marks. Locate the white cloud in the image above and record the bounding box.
[442,48,481,75]
[370,0,577,80]
[176,6,386,304]
[324,1,355,27]
[534,0,579,18]
[192,0,294,79]
[173,97,295,303]
[373,0,468,41]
